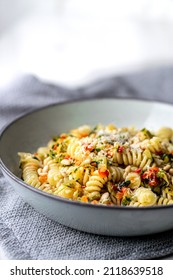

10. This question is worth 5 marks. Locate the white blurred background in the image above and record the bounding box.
[0,0,173,88]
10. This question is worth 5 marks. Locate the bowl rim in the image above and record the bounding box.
[1,97,173,211]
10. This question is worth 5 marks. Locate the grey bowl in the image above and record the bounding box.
[1,98,173,236]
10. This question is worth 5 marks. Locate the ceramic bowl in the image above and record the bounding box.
[1,98,173,236]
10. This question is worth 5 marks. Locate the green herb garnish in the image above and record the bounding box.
[122,197,131,206]
[141,128,153,138]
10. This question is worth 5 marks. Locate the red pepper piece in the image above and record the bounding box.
[98,167,109,178]
[117,146,124,153]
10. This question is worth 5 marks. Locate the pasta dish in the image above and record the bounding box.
[18,124,173,207]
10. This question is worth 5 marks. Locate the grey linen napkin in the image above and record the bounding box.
[1,68,173,260]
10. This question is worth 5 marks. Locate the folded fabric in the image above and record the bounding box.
[1,68,173,260]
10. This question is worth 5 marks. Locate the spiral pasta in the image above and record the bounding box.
[113,148,153,170]
[125,172,141,189]
[108,166,124,182]
[18,124,173,207]
[84,170,108,200]
[47,164,62,187]
[157,188,173,205]
[130,187,157,206]
[156,127,173,140]
[67,138,83,160]
[140,137,162,153]
[19,153,41,188]
[69,166,92,185]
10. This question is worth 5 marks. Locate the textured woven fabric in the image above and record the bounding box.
[1,68,173,260]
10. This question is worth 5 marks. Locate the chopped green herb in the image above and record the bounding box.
[95,148,101,152]
[59,143,67,153]
[76,178,80,183]
[141,128,153,138]
[157,170,169,186]
[33,156,39,160]
[52,143,59,149]
[162,154,172,163]
[118,180,131,190]
[49,149,57,159]
[56,154,64,162]
[52,136,59,141]
[122,197,131,206]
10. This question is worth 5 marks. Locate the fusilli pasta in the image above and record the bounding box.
[18,124,173,207]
